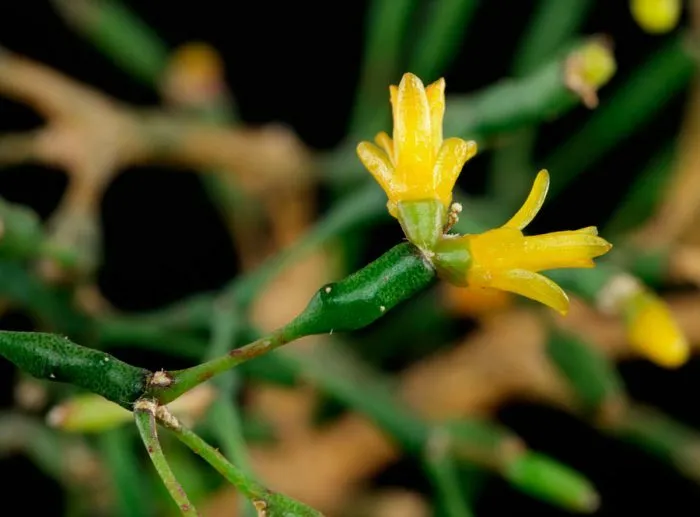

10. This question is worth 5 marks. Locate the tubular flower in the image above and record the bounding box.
[433,170,612,315]
[630,0,681,34]
[598,274,688,368]
[357,73,477,249]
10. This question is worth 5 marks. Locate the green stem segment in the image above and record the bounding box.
[610,404,700,483]
[490,0,592,209]
[545,329,625,417]
[134,404,199,517]
[443,37,612,141]
[407,0,479,81]
[159,413,323,516]
[154,326,300,405]
[98,428,151,517]
[0,331,149,409]
[504,452,600,513]
[349,0,416,136]
[424,429,475,517]
[153,243,436,404]
[52,0,169,86]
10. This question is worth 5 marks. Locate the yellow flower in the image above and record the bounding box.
[356,73,477,249]
[625,290,688,368]
[434,170,612,315]
[630,0,681,34]
[598,274,688,368]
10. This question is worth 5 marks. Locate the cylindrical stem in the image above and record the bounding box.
[158,409,324,516]
[134,401,199,516]
[152,325,299,404]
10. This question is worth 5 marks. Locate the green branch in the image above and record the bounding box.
[152,242,436,404]
[134,401,199,516]
[158,409,323,516]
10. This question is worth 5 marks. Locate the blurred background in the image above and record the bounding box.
[0,1,698,516]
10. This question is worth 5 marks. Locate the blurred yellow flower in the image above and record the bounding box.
[434,170,612,315]
[599,274,689,368]
[630,0,681,34]
[357,73,477,248]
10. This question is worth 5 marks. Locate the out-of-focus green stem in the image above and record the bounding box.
[489,130,539,210]
[134,404,198,516]
[604,142,676,237]
[137,181,388,330]
[205,307,251,471]
[349,0,417,136]
[51,0,169,85]
[408,0,479,82]
[98,428,151,517]
[504,452,599,513]
[161,415,323,516]
[443,37,613,141]
[511,0,593,77]
[0,412,66,482]
[545,329,625,417]
[281,343,429,452]
[544,36,693,198]
[490,0,592,208]
[607,403,700,484]
[204,305,258,517]
[424,429,475,517]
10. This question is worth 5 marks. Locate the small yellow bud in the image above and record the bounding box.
[162,41,225,105]
[598,273,689,368]
[47,392,132,433]
[565,37,617,109]
[47,384,218,433]
[577,40,617,90]
[625,289,689,368]
[631,0,682,34]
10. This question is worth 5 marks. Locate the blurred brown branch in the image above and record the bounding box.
[0,48,314,281]
[203,293,700,516]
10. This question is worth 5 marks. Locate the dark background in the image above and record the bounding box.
[0,1,696,515]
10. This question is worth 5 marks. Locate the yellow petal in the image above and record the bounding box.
[393,73,433,180]
[517,229,613,272]
[390,84,398,108]
[503,170,550,230]
[434,138,478,207]
[357,142,394,196]
[488,268,570,315]
[625,289,689,368]
[374,131,396,165]
[575,226,598,235]
[426,78,446,153]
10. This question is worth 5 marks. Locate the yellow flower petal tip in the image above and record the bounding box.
[625,290,690,368]
[631,0,681,34]
[356,72,477,247]
[434,172,613,314]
